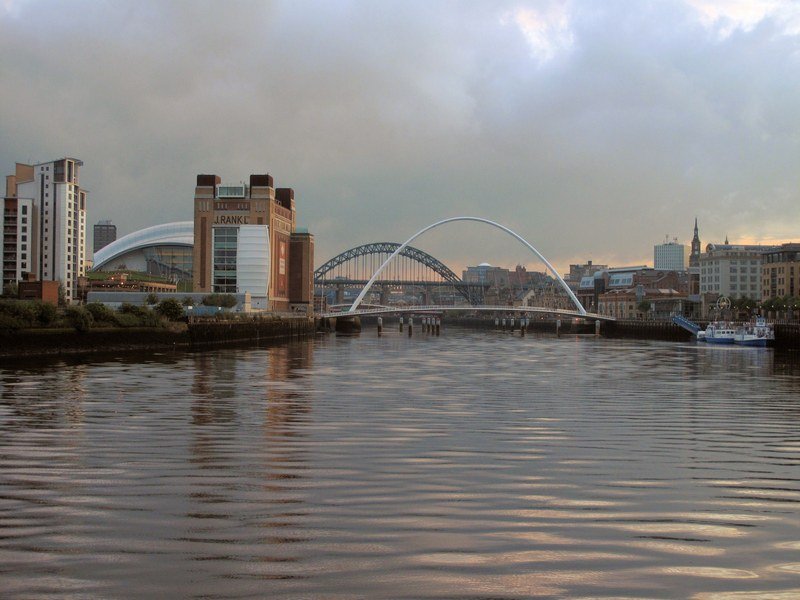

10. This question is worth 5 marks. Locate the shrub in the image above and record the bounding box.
[182,296,194,307]
[0,314,25,333]
[156,298,184,321]
[119,303,149,317]
[0,299,37,327]
[201,294,237,308]
[65,305,93,333]
[36,302,57,326]
[85,302,115,324]
[115,304,162,328]
[145,293,159,305]
[112,313,140,328]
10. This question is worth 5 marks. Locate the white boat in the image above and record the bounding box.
[697,321,737,344]
[734,317,774,347]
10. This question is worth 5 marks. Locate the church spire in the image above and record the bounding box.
[690,217,701,268]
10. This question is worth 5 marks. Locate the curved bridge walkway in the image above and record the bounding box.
[320,305,615,322]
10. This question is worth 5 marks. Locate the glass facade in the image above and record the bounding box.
[144,246,193,281]
[213,227,238,293]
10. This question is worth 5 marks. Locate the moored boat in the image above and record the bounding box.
[734,317,774,347]
[698,321,737,344]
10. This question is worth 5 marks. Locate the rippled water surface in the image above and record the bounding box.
[2,328,800,599]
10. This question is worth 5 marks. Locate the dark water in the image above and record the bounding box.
[2,328,800,599]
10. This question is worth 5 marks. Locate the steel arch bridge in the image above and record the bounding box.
[315,242,460,282]
[315,242,483,304]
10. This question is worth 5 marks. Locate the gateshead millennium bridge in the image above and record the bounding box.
[315,217,612,322]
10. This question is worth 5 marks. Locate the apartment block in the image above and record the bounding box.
[2,158,87,302]
[761,243,800,300]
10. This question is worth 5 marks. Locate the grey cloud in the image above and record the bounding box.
[0,0,797,273]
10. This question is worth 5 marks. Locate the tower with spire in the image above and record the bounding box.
[690,218,701,268]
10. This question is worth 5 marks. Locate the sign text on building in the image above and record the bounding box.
[214,214,250,225]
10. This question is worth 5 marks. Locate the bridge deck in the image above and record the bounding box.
[319,305,615,322]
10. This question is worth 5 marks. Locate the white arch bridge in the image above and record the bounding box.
[318,216,613,322]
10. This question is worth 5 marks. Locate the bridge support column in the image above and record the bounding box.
[435,317,440,336]
[377,316,383,336]
[556,319,561,338]
[335,284,345,305]
[379,284,389,306]
[408,317,413,337]
[399,317,403,332]
[595,319,601,337]
[335,316,361,336]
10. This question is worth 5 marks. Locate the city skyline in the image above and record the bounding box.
[1,1,798,275]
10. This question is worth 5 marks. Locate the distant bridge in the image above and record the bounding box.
[315,242,486,304]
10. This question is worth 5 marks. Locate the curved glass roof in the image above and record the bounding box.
[93,221,193,270]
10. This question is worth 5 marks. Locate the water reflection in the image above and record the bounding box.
[1,332,799,598]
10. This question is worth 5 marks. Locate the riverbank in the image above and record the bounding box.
[368,315,800,349]
[0,316,315,359]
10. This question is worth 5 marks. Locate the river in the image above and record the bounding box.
[1,328,800,598]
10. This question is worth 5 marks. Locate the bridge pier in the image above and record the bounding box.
[379,284,389,306]
[408,317,413,337]
[399,317,404,332]
[335,315,361,336]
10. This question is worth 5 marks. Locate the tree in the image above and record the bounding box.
[2,282,18,298]
[156,298,184,321]
[65,305,93,333]
[637,300,652,315]
[145,292,159,305]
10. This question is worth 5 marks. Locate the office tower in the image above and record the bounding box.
[94,219,117,253]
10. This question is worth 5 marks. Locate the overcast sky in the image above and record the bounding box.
[1,0,798,274]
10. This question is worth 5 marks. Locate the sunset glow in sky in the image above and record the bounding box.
[1,1,798,274]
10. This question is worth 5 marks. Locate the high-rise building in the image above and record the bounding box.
[93,219,117,253]
[192,173,313,312]
[2,158,87,302]
[690,218,701,268]
[654,238,687,271]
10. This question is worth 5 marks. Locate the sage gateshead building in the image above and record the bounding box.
[92,221,194,283]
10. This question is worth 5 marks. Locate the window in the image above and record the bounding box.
[21,205,27,215]
[213,227,238,293]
